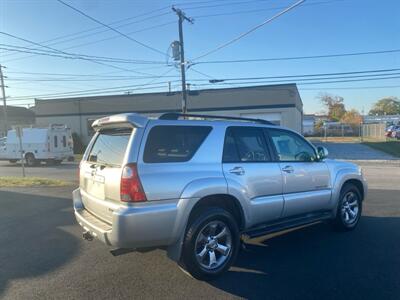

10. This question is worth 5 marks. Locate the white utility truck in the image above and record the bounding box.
[0,124,74,166]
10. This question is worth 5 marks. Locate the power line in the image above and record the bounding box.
[189,67,214,79]
[8,83,400,105]
[194,49,400,65]
[0,32,163,76]
[191,75,400,88]
[191,0,305,61]
[8,71,400,83]
[178,0,270,11]
[0,44,165,64]
[8,72,400,101]
[6,84,170,104]
[1,6,171,60]
[6,76,181,82]
[190,68,400,81]
[192,0,344,19]
[5,68,170,78]
[7,79,181,101]
[2,20,175,64]
[56,0,167,57]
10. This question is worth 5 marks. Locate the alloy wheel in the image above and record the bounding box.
[341,191,360,225]
[194,220,232,270]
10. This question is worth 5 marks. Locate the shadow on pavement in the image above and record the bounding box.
[210,215,400,299]
[0,190,79,295]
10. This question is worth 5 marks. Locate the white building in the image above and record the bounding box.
[302,114,315,136]
[35,84,303,144]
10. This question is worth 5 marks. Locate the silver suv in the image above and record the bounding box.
[73,112,367,280]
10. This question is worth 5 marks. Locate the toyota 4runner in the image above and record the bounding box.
[73,112,367,280]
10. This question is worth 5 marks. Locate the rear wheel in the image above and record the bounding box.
[333,184,362,231]
[180,207,239,280]
[9,160,17,163]
[25,153,37,167]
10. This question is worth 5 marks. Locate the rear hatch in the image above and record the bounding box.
[79,127,135,223]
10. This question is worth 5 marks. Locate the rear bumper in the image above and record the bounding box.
[72,188,180,249]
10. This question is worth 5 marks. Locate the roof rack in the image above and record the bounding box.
[159,113,275,125]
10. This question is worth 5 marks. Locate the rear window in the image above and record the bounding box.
[87,129,132,166]
[143,125,212,163]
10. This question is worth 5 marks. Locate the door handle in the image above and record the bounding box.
[282,165,294,173]
[229,167,245,175]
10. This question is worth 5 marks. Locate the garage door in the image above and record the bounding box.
[240,112,281,125]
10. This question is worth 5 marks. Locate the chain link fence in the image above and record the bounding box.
[310,122,388,141]
[361,123,386,140]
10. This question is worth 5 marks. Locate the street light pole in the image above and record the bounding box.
[0,64,8,136]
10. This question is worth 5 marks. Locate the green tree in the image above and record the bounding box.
[318,93,346,121]
[369,97,400,115]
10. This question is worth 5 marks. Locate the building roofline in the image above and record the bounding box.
[34,83,300,103]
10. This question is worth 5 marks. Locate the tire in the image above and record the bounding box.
[9,160,17,163]
[25,153,37,167]
[54,160,62,165]
[180,207,240,281]
[333,184,362,231]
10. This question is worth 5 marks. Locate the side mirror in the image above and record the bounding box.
[317,146,329,160]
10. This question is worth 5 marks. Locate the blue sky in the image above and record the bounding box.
[1,0,399,114]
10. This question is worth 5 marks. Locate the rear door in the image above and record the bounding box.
[266,128,331,217]
[48,131,60,153]
[222,126,284,226]
[80,128,133,222]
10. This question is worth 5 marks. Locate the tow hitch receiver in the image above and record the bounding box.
[82,231,94,241]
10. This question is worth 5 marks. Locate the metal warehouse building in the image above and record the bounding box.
[35,84,303,144]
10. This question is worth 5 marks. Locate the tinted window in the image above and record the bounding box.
[268,129,317,162]
[144,126,212,163]
[223,127,270,162]
[88,129,132,166]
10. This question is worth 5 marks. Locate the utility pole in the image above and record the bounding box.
[172,6,193,114]
[0,64,8,136]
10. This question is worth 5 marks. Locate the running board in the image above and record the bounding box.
[242,211,332,240]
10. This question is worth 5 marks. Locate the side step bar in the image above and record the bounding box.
[242,212,332,239]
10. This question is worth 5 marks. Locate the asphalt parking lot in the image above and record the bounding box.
[1,159,399,300]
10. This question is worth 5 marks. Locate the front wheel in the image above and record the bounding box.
[180,207,239,280]
[333,184,362,231]
[25,153,37,167]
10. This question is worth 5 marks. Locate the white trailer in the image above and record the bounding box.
[0,124,74,166]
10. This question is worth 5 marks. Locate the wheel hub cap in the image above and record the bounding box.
[195,220,232,270]
[341,191,359,225]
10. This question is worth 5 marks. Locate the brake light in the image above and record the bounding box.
[47,142,50,152]
[120,164,147,202]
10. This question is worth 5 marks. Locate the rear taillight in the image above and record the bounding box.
[120,164,147,202]
[47,142,50,151]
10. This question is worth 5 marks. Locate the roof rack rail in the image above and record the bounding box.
[159,113,275,125]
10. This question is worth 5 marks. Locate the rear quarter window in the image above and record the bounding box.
[143,125,212,163]
[87,129,132,166]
